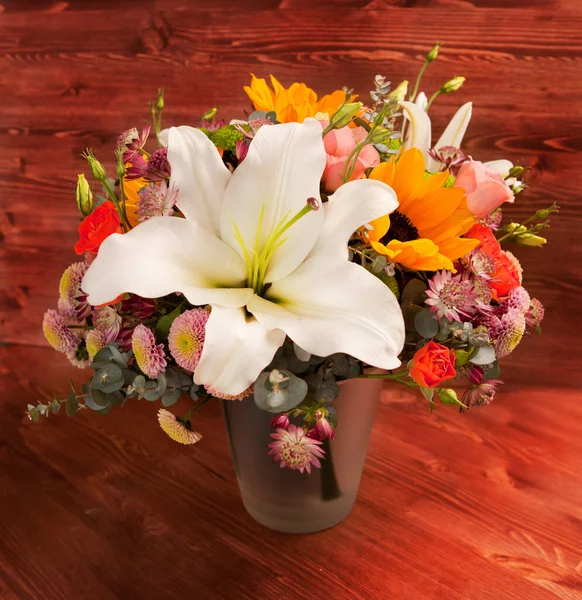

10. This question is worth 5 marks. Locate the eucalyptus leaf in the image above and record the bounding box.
[483,361,501,381]
[327,354,350,378]
[51,402,61,415]
[143,380,163,402]
[253,370,308,413]
[400,279,427,309]
[471,345,496,366]
[293,343,311,363]
[371,254,388,274]
[162,387,182,407]
[414,310,439,339]
[108,344,128,369]
[28,406,40,421]
[84,389,109,410]
[65,393,78,417]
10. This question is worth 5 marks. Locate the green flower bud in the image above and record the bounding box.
[75,174,93,216]
[506,222,524,233]
[508,165,525,178]
[156,88,164,112]
[388,80,409,102]
[115,151,126,180]
[427,43,440,63]
[202,107,218,122]
[328,102,363,129]
[83,149,107,182]
[516,233,547,247]
[437,388,465,407]
[441,76,465,94]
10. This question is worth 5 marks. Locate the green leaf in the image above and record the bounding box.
[143,380,162,402]
[253,370,308,413]
[28,406,40,421]
[162,387,182,407]
[419,386,434,402]
[371,254,387,274]
[155,304,183,341]
[51,402,61,415]
[470,345,496,366]
[65,393,79,417]
[454,348,474,367]
[108,344,128,369]
[414,310,439,339]
[85,388,110,409]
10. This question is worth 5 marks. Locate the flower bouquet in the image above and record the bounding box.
[35,44,557,533]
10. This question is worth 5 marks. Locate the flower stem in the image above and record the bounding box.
[320,438,341,501]
[182,397,212,422]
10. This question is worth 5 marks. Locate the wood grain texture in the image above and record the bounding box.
[0,1,581,599]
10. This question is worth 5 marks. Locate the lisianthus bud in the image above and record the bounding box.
[75,174,93,216]
[508,165,525,178]
[115,152,126,180]
[83,149,107,182]
[516,233,547,247]
[441,77,465,94]
[328,102,363,130]
[506,223,527,234]
[388,80,408,102]
[270,413,290,430]
[427,43,440,62]
[156,89,164,112]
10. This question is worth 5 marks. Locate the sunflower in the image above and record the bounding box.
[366,149,480,271]
[243,74,346,124]
[123,175,149,227]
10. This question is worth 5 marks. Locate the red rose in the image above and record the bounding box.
[74,201,122,255]
[409,341,457,388]
[465,224,521,300]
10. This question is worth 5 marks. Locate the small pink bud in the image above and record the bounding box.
[308,416,335,441]
[466,365,484,385]
[270,413,290,430]
[306,197,320,211]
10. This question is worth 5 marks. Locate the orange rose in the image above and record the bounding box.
[465,224,520,300]
[74,201,122,255]
[409,341,457,388]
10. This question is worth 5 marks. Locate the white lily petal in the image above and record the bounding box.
[248,258,404,370]
[194,306,285,396]
[400,100,432,163]
[484,159,513,177]
[157,128,170,147]
[415,91,428,111]
[308,179,398,260]
[82,217,252,308]
[167,126,231,236]
[220,119,325,284]
[427,102,473,172]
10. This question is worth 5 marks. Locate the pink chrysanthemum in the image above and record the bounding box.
[168,309,209,372]
[526,298,545,328]
[137,181,178,222]
[268,425,325,474]
[131,324,167,378]
[205,384,254,401]
[503,250,523,285]
[93,306,122,344]
[486,308,526,358]
[42,309,79,354]
[157,409,202,445]
[86,328,107,360]
[499,286,531,315]
[463,379,503,407]
[425,270,477,322]
[58,262,90,321]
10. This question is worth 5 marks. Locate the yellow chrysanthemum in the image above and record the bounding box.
[243,74,346,124]
[366,149,480,271]
[157,409,203,445]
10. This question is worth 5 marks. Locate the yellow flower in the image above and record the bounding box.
[243,74,346,123]
[123,175,148,227]
[157,409,202,445]
[367,149,480,271]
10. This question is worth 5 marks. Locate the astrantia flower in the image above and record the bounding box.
[425,270,477,322]
[86,328,106,360]
[526,298,545,328]
[204,384,253,401]
[131,324,167,378]
[137,181,177,222]
[117,125,150,162]
[268,424,325,474]
[157,409,202,445]
[463,379,503,407]
[42,309,79,354]
[93,306,122,344]
[145,148,171,181]
[427,145,467,175]
[486,308,526,358]
[244,74,345,123]
[58,262,90,321]
[82,120,405,397]
[168,308,209,372]
[367,149,480,271]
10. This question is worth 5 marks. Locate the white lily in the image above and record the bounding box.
[82,119,405,395]
[400,100,473,173]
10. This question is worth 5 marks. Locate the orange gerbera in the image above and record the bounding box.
[243,74,346,124]
[367,149,480,271]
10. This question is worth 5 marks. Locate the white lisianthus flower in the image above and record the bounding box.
[82,119,405,395]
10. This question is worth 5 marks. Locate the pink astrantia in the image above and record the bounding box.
[137,181,178,222]
[268,424,326,474]
[117,125,151,163]
[425,270,477,322]
[131,324,167,379]
[42,309,79,354]
[463,379,503,407]
[168,308,209,372]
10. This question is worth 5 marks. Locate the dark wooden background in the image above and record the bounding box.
[1,1,581,599]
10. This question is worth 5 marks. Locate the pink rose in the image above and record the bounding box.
[323,126,380,193]
[454,159,515,218]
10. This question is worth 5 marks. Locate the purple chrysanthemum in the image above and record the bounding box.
[42,309,79,354]
[58,262,90,321]
[268,424,326,474]
[486,308,526,358]
[131,324,167,378]
[137,181,177,222]
[526,298,545,328]
[499,286,531,315]
[168,309,209,372]
[425,270,477,322]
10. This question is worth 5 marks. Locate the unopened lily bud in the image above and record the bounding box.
[75,174,93,216]
[427,43,440,63]
[388,80,408,102]
[508,165,524,178]
[516,233,547,247]
[328,102,363,129]
[83,150,107,182]
[156,89,164,111]
[441,76,465,94]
